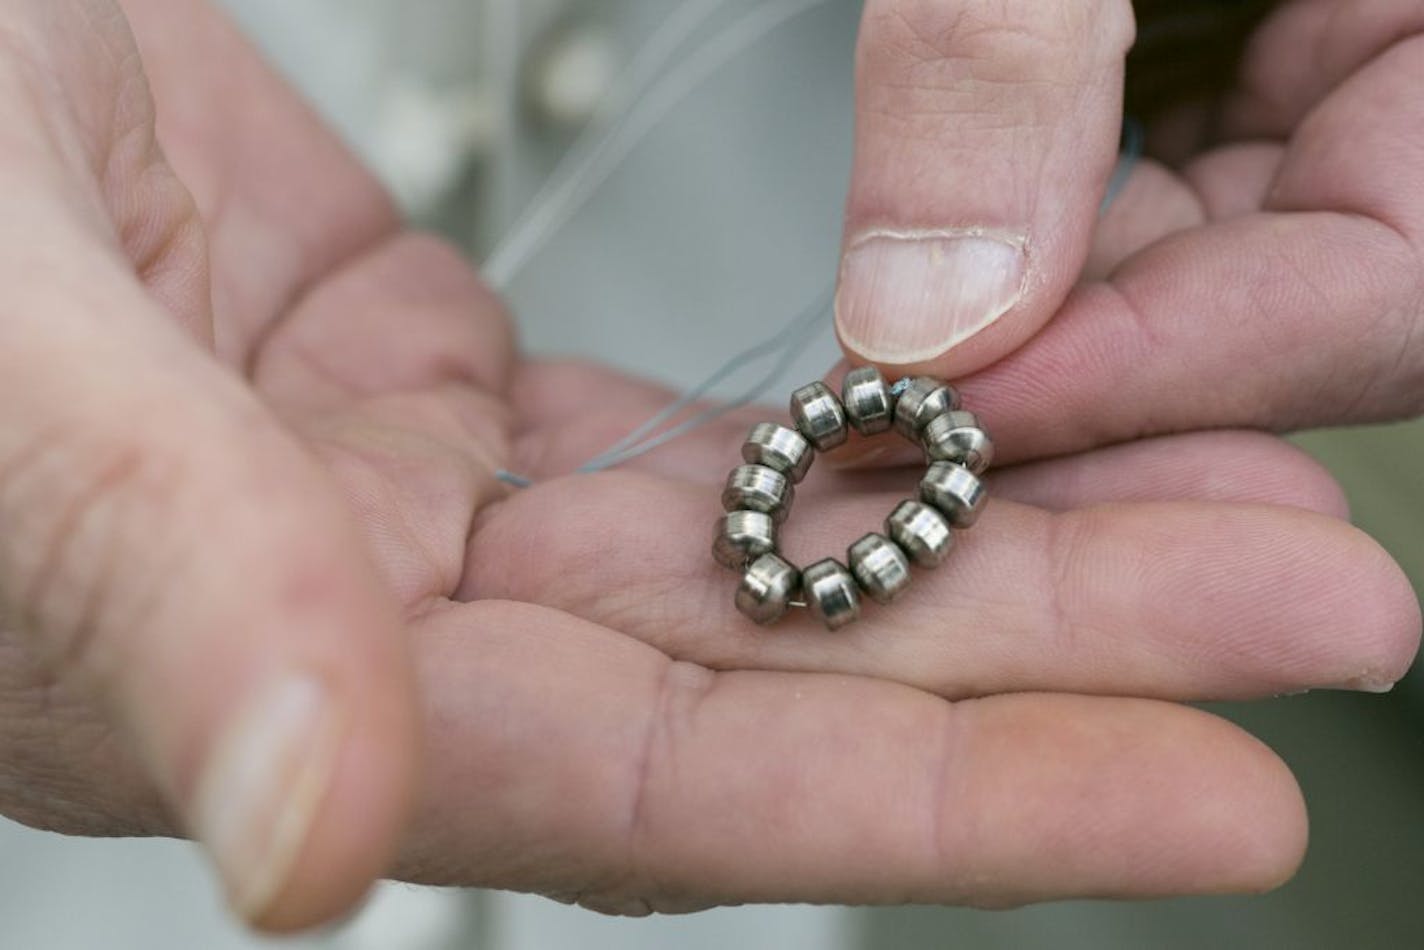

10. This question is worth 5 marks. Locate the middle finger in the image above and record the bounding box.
[462,470,1418,701]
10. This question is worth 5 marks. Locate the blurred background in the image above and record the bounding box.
[1,0,1420,946]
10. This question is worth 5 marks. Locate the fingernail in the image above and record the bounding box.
[836,230,1027,363]
[191,672,342,921]
[1326,676,1397,694]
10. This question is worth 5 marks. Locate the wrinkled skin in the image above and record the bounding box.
[0,0,1417,935]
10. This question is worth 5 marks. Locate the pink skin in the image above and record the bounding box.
[0,0,1417,935]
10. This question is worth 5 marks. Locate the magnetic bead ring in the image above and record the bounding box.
[713,370,995,630]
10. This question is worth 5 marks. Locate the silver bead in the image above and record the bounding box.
[712,510,777,570]
[742,422,814,483]
[920,461,988,528]
[789,381,848,452]
[847,533,912,605]
[841,366,894,435]
[894,377,960,440]
[736,553,800,625]
[922,410,994,475]
[722,464,794,524]
[885,500,954,567]
[802,558,861,630]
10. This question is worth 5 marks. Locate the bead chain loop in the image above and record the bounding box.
[713,369,993,630]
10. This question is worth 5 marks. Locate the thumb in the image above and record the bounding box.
[0,101,414,937]
[836,0,1134,374]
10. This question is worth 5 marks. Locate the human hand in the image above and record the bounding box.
[0,0,1417,937]
[834,0,1424,456]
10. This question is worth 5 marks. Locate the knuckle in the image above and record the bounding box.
[618,660,716,906]
[860,0,1135,79]
[1039,507,1100,661]
[534,662,721,918]
[0,421,181,679]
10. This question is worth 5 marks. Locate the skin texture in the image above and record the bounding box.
[838,0,1424,438]
[0,0,1416,936]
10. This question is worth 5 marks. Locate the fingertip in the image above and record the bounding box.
[247,681,419,932]
[1279,508,1423,693]
[840,0,1134,377]
[166,445,424,933]
[1198,714,1309,894]
[957,696,1309,903]
[1104,703,1306,896]
[245,570,420,932]
[834,228,1029,370]
[1345,534,1423,692]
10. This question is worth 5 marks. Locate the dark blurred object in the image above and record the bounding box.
[1126,0,1279,120]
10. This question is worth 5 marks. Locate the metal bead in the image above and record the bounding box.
[802,558,861,630]
[885,500,954,568]
[736,553,800,625]
[922,410,995,475]
[847,533,912,605]
[894,377,960,440]
[920,461,988,528]
[841,366,894,435]
[722,464,794,524]
[712,510,777,570]
[789,381,849,452]
[742,422,814,483]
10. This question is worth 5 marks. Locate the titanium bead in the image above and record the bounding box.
[736,553,800,625]
[920,461,988,528]
[847,533,912,604]
[789,381,849,451]
[802,558,861,630]
[712,510,777,570]
[742,422,814,483]
[894,377,960,440]
[841,366,894,435]
[722,464,794,524]
[885,500,954,568]
[922,410,995,475]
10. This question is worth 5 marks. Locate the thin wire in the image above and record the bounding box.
[578,288,832,471]
[577,286,830,470]
[1102,117,1144,213]
[492,18,1145,488]
[496,285,830,487]
[483,0,733,289]
[483,0,837,288]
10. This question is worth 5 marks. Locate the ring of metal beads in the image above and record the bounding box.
[713,369,993,630]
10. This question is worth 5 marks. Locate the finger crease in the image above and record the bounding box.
[624,658,716,905]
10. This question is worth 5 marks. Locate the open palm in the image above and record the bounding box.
[0,0,1416,934]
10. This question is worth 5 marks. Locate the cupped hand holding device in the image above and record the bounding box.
[0,0,1417,933]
